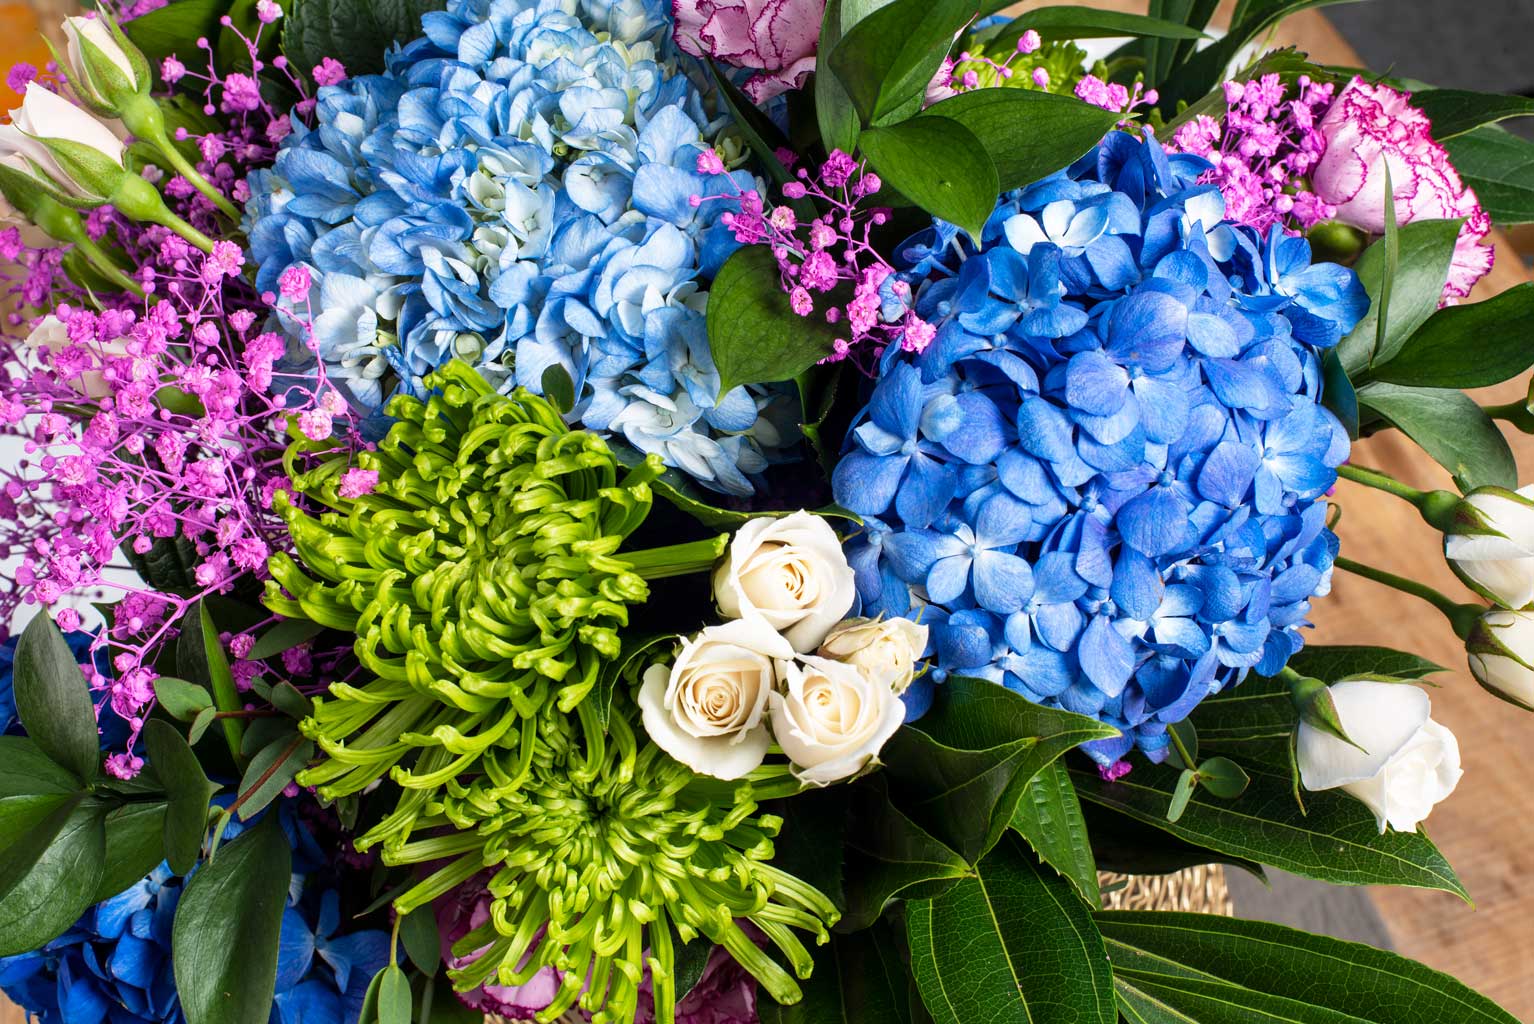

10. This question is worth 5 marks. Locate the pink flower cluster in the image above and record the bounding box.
[1073,74,1157,115]
[704,149,934,370]
[1168,74,1338,236]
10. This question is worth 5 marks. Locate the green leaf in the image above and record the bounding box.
[918,90,1120,192]
[399,908,440,976]
[0,795,107,956]
[1185,674,1296,773]
[1071,761,1467,898]
[173,817,292,1024]
[1443,125,1534,225]
[1287,645,1444,682]
[827,0,975,125]
[981,5,1206,48]
[94,801,172,903]
[1100,911,1521,1024]
[1166,768,1197,823]
[378,964,412,1024]
[1008,760,1099,907]
[121,0,227,75]
[244,617,326,661]
[0,735,84,846]
[283,0,447,78]
[179,600,246,761]
[1081,800,1263,880]
[708,60,801,200]
[153,676,214,721]
[706,245,841,397]
[1369,283,1534,388]
[814,0,861,155]
[142,720,215,874]
[761,920,912,1024]
[1357,382,1517,492]
[907,834,1116,1024]
[840,779,969,931]
[188,706,219,745]
[881,676,1116,863]
[235,734,315,820]
[1336,218,1462,377]
[1321,349,1358,439]
[857,118,999,242]
[1196,757,1250,799]
[1413,88,1534,141]
[269,681,315,720]
[426,974,483,1024]
[14,612,101,783]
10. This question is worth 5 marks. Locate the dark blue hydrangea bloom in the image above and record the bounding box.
[832,130,1365,763]
[0,802,388,1024]
[246,0,798,496]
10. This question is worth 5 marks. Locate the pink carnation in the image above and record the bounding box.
[672,0,825,103]
[1312,76,1494,301]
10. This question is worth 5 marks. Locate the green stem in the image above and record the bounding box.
[1485,399,1534,434]
[110,172,215,252]
[121,95,242,221]
[624,534,729,580]
[1334,555,1481,638]
[1167,723,1197,771]
[1335,463,1460,531]
[158,141,241,221]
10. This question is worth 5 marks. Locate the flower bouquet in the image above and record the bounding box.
[2,0,1534,1021]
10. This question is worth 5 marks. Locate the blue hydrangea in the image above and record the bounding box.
[246,0,796,495]
[833,130,1366,763]
[0,802,388,1024]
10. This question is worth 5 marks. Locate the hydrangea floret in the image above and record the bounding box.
[833,130,1367,763]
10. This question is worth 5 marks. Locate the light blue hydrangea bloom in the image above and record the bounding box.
[834,130,1367,763]
[246,0,793,495]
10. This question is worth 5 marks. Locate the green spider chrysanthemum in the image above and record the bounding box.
[390,698,839,1024]
[265,360,722,851]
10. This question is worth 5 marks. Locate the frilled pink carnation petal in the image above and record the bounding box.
[673,0,823,99]
[1445,231,1496,302]
[634,934,763,1024]
[742,55,817,102]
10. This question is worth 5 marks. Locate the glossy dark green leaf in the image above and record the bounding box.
[707,245,842,397]
[179,600,246,760]
[13,612,100,783]
[1414,88,1534,141]
[0,735,83,845]
[0,794,106,956]
[121,0,227,73]
[235,734,315,820]
[142,720,214,874]
[1101,911,1520,1024]
[858,117,999,241]
[768,785,850,915]
[907,834,1115,1024]
[153,676,214,721]
[1337,218,1462,377]
[1357,382,1517,491]
[761,920,912,1024]
[94,801,172,903]
[1370,283,1534,388]
[269,681,315,720]
[1187,674,1296,772]
[1082,800,1264,881]
[283,0,446,77]
[427,974,483,1024]
[1443,126,1534,225]
[1196,757,1250,799]
[173,817,292,1024]
[188,706,219,745]
[1071,762,1467,898]
[980,4,1206,52]
[379,964,412,1024]
[399,907,440,976]
[244,617,326,661]
[841,779,968,930]
[882,676,1116,863]
[1008,759,1099,907]
[1321,349,1359,439]
[919,90,1119,192]
[1286,645,1444,682]
[827,0,975,125]
[814,0,861,155]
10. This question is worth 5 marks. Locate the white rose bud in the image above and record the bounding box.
[0,84,127,200]
[770,655,904,786]
[638,618,794,780]
[817,616,928,694]
[1296,680,1462,833]
[1467,609,1534,711]
[63,15,141,107]
[714,511,856,653]
[1444,484,1534,609]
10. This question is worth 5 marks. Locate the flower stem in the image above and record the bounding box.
[624,534,729,579]
[1334,555,1481,638]
[1168,722,1197,771]
[121,94,243,222]
[157,142,241,221]
[1484,398,1534,434]
[1335,463,1460,531]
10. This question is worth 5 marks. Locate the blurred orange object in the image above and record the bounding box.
[0,3,54,109]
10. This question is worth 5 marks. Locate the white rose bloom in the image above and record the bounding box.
[817,616,928,694]
[1467,609,1534,711]
[0,84,125,197]
[770,655,904,786]
[63,15,138,93]
[638,618,793,780]
[1296,680,1462,833]
[714,511,856,652]
[1445,484,1534,608]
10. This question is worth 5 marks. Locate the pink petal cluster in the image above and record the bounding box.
[1311,76,1494,302]
[672,0,825,102]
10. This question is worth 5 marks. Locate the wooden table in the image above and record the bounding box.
[4,3,1533,1024]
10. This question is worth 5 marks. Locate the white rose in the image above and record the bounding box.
[1445,484,1534,608]
[21,314,128,398]
[63,15,139,98]
[0,84,125,198]
[1467,609,1534,710]
[1296,680,1462,833]
[817,616,928,694]
[770,655,904,786]
[638,618,793,780]
[713,511,855,652]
